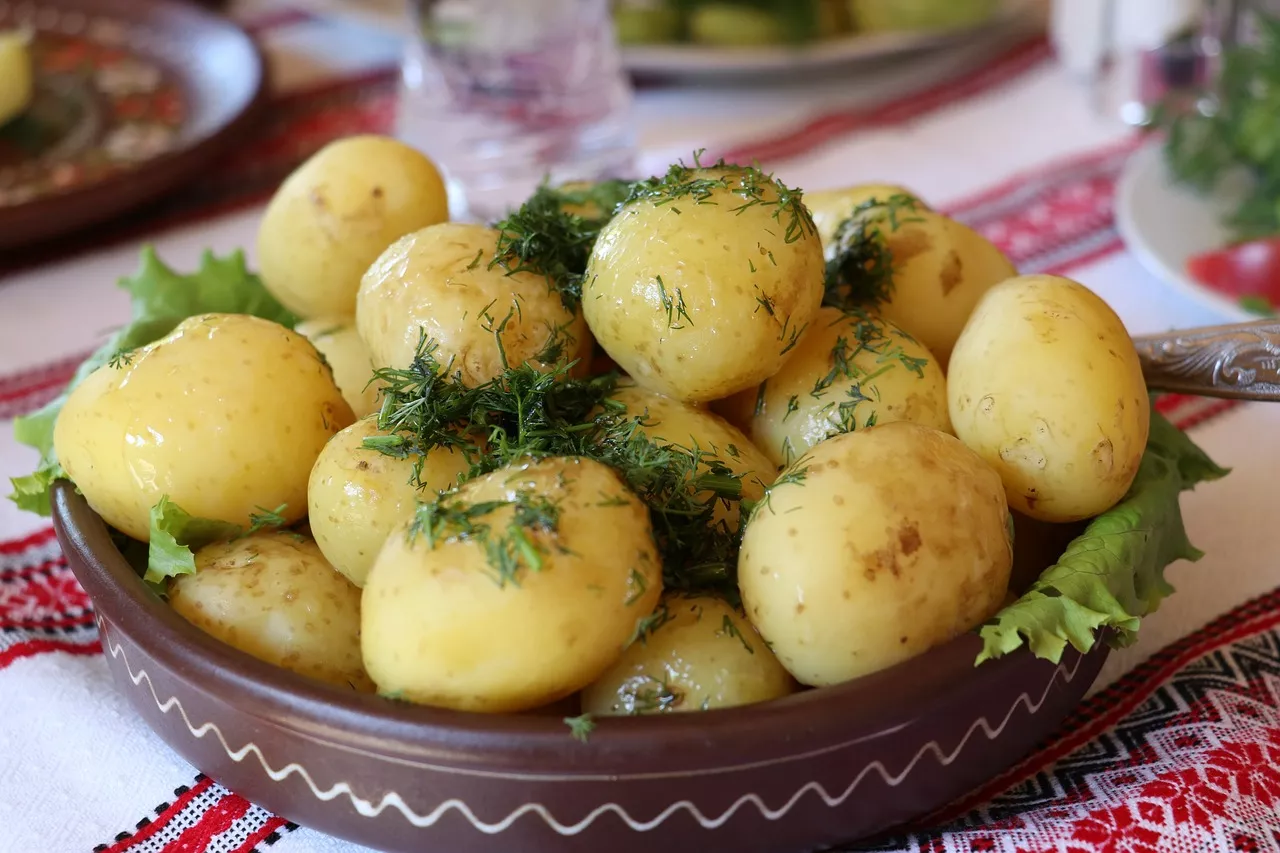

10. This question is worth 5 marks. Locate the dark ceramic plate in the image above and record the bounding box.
[52,482,1109,852]
[0,0,264,250]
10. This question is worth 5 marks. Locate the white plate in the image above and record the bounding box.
[620,0,1030,79]
[1115,142,1258,323]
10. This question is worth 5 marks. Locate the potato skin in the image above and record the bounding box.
[948,274,1150,522]
[582,595,797,715]
[295,318,381,417]
[869,209,1017,369]
[738,422,1012,686]
[356,222,590,383]
[308,418,469,587]
[169,532,373,691]
[607,384,775,529]
[725,306,950,467]
[361,457,662,712]
[256,135,448,319]
[53,314,353,541]
[584,166,825,402]
[804,183,928,249]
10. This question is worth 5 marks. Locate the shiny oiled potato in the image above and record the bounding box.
[606,384,775,529]
[54,314,353,541]
[0,30,33,126]
[295,318,381,417]
[948,274,1150,522]
[804,183,929,249]
[308,418,469,587]
[357,223,591,383]
[857,207,1016,369]
[582,595,797,715]
[723,306,950,467]
[584,165,825,403]
[169,532,374,691]
[256,135,449,319]
[738,422,1012,686]
[361,457,662,712]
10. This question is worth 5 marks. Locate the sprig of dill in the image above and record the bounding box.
[822,194,924,308]
[625,151,817,245]
[489,180,631,314]
[409,490,564,587]
[366,336,753,598]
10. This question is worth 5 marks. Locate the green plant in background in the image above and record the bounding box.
[1160,13,1280,239]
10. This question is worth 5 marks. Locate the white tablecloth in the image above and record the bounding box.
[2,3,1277,851]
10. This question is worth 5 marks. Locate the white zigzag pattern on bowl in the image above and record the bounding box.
[105,632,1084,835]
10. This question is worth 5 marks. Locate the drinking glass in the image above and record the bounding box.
[396,0,638,223]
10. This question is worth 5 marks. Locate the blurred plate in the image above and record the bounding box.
[1115,143,1258,323]
[621,0,1031,80]
[0,0,264,251]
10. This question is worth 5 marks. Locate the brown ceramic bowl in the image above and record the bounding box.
[53,482,1108,852]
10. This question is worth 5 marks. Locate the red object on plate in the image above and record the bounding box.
[1186,237,1280,304]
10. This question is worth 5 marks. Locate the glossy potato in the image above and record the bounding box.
[356,223,591,383]
[295,318,381,417]
[256,135,448,319]
[53,314,353,541]
[739,422,1012,686]
[582,595,797,715]
[857,207,1017,369]
[584,165,825,403]
[308,418,469,587]
[607,383,776,529]
[169,532,373,691]
[948,274,1150,522]
[724,306,950,467]
[804,183,929,249]
[361,457,662,712]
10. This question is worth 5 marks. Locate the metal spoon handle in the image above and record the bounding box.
[1134,319,1280,401]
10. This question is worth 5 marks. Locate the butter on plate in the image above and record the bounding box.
[0,29,33,126]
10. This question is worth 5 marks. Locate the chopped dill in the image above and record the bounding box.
[489,179,630,314]
[626,677,685,713]
[625,568,649,606]
[625,151,817,245]
[564,713,596,743]
[719,615,754,654]
[107,350,134,369]
[627,600,674,646]
[367,333,753,598]
[409,489,563,587]
[823,194,924,308]
[656,276,694,330]
[783,396,800,422]
[246,503,289,535]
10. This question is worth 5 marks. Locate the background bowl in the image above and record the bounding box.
[52,482,1108,852]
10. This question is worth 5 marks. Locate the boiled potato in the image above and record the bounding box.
[54,314,353,541]
[256,135,449,319]
[357,222,591,383]
[689,5,781,45]
[849,0,999,32]
[585,165,825,403]
[948,274,1150,522]
[582,595,797,715]
[804,184,929,249]
[739,422,1012,686]
[308,418,469,587]
[723,306,950,467]
[362,457,662,712]
[0,30,33,126]
[850,207,1016,369]
[606,383,775,529]
[614,5,683,45]
[169,532,373,691]
[295,318,381,417]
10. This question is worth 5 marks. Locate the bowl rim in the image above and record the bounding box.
[53,480,1092,782]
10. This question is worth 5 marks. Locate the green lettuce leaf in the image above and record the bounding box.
[7,247,297,515]
[978,407,1230,664]
[145,496,242,586]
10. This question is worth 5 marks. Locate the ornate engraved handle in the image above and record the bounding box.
[1134,320,1280,401]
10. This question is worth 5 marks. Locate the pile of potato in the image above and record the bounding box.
[51,134,1150,720]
